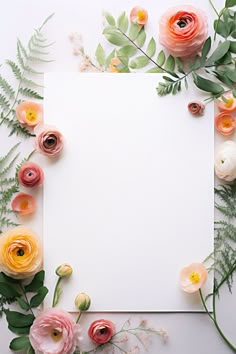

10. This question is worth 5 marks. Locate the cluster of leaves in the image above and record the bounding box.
[0,270,48,353]
[0,14,53,137]
[207,181,236,296]
[96,1,236,97]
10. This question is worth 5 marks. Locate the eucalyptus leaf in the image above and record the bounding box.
[6,310,35,328]
[164,55,175,71]
[102,26,117,35]
[146,37,156,58]
[156,50,166,67]
[201,37,211,63]
[128,23,140,41]
[117,45,137,57]
[24,270,45,292]
[10,336,30,351]
[191,55,201,70]
[226,68,236,82]
[193,74,224,94]
[8,325,30,335]
[104,32,129,46]
[206,41,230,66]
[146,67,164,73]
[30,286,48,307]
[104,12,116,26]
[27,346,35,354]
[225,0,236,8]
[229,41,236,53]
[95,44,105,66]
[16,297,30,311]
[129,56,149,69]
[0,282,20,298]
[136,28,146,47]
[117,12,128,33]
[214,19,229,38]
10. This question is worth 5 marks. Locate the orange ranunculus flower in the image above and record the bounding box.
[217,91,236,112]
[179,263,207,293]
[11,193,36,215]
[109,57,122,73]
[0,226,42,279]
[159,5,208,58]
[215,112,236,135]
[130,6,148,26]
[16,101,43,127]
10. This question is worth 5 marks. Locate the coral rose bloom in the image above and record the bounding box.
[11,192,36,215]
[188,101,205,116]
[88,319,115,344]
[16,101,43,127]
[29,308,81,354]
[217,91,236,112]
[215,112,235,135]
[179,263,207,293]
[0,226,42,279]
[35,124,64,157]
[159,5,208,57]
[18,162,44,188]
[130,6,148,26]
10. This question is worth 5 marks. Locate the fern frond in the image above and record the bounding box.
[0,93,10,110]
[0,153,20,178]
[17,38,28,60]
[23,65,43,75]
[0,75,15,98]
[19,87,43,99]
[0,143,20,166]
[28,56,54,63]
[6,60,22,80]
[7,119,35,137]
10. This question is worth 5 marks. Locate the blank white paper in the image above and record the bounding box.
[43,73,214,312]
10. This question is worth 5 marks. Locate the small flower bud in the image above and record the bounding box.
[56,263,73,278]
[75,292,91,311]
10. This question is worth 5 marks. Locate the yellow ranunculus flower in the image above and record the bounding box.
[0,225,42,279]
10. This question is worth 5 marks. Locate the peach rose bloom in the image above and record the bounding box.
[179,263,207,293]
[11,192,36,215]
[29,308,81,354]
[217,91,236,112]
[188,101,205,116]
[16,101,43,127]
[0,226,42,279]
[130,6,148,26]
[109,57,122,73]
[215,112,235,135]
[88,319,115,344]
[34,124,64,157]
[159,5,208,57]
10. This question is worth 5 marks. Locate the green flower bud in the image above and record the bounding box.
[56,263,73,278]
[75,292,91,311]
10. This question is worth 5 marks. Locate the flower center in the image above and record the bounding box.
[20,200,29,210]
[51,329,62,342]
[16,248,25,257]
[44,135,57,148]
[225,97,234,108]
[222,116,233,129]
[177,16,192,28]
[26,109,37,122]
[137,10,146,21]
[189,271,201,284]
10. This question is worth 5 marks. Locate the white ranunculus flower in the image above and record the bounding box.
[215,141,236,181]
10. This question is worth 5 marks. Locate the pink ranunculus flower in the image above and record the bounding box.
[179,263,207,293]
[34,124,64,157]
[130,6,148,26]
[88,319,115,344]
[16,101,43,127]
[29,308,81,354]
[159,5,208,58]
[18,162,44,188]
[11,192,36,215]
[188,101,205,116]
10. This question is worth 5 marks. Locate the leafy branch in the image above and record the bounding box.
[0,14,54,137]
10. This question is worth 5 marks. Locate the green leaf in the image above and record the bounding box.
[146,37,156,58]
[156,50,166,67]
[16,297,30,311]
[102,26,117,35]
[206,41,230,66]
[129,56,149,69]
[27,346,35,354]
[30,286,48,307]
[10,336,30,351]
[226,68,236,82]
[201,37,211,63]
[104,32,129,46]
[117,45,137,57]
[146,67,164,73]
[25,270,45,292]
[105,49,116,69]
[191,55,201,70]
[6,310,35,328]
[117,12,128,33]
[128,23,140,41]
[0,282,20,298]
[193,74,224,94]
[229,41,236,53]
[175,58,185,74]
[0,75,15,98]
[95,44,105,66]
[8,325,30,335]
[164,55,175,71]
[225,0,236,8]
[136,28,146,47]
[6,60,22,80]
[104,12,116,26]
[214,19,229,38]
[19,88,43,100]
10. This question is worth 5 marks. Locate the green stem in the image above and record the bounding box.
[209,0,220,17]
[20,283,35,316]
[76,311,82,323]
[199,289,236,352]
[52,277,61,307]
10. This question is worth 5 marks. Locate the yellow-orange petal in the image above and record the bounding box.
[217,91,236,112]
[16,101,43,127]
[179,263,207,293]
[109,57,122,73]
[130,6,148,26]
[215,112,236,136]
[11,193,36,215]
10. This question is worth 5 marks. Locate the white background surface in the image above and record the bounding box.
[1,0,236,353]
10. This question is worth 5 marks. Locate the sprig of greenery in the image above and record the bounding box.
[0,270,48,353]
[0,14,54,137]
